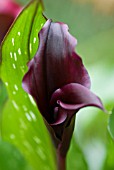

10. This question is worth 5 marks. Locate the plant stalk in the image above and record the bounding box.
[56,149,66,170]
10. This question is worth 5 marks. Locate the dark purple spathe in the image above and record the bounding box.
[22,19,104,156]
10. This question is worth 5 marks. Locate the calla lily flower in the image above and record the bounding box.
[22,19,104,169]
[0,0,21,44]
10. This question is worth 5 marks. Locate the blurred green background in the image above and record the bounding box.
[0,0,114,170]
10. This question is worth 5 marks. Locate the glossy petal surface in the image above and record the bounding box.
[51,83,104,112]
[22,19,91,121]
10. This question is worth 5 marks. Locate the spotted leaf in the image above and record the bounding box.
[0,0,56,170]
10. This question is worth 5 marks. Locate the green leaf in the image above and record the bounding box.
[108,108,114,140]
[0,81,7,111]
[67,136,88,170]
[0,0,56,170]
[102,109,114,169]
[0,140,32,170]
[0,81,7,137]
[2,100,56,170]
[102,134,114,170]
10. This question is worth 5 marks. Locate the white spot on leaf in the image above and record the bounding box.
[25,112,32,121]
[28,94,36,106]
[36,148,46,160]
[12,38,15,46]
[22,105,27,111]
[14,84,18,91]
[12,100,19,110]
[33,136,41,144]
[10,52,13,58]
[30,43,32,53]
[13,91,16,95]
[5,82,8,86]
[33,37,37,44]
[29,111,36,121]
[13,63,16,69]
[18,31,21,36]
[18,48,21,55]
[14,52,17,61]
